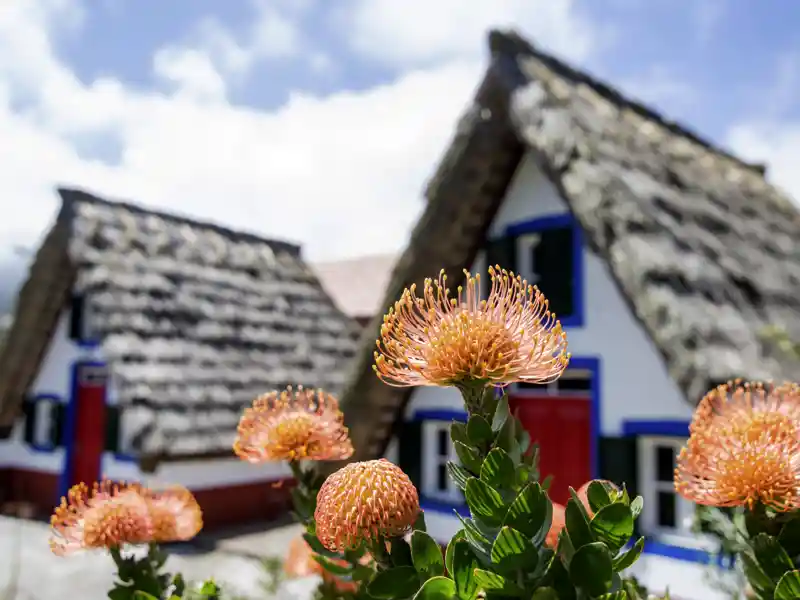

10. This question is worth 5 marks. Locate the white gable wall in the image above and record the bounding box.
[390,153,729,600]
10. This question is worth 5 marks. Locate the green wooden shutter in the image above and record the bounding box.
[598,436,638,497]
[106,404,120,453]
[396,420,422,490]
[531,226,575,318]
[483,235,517,296]
[22,400,35,445]
[53,402,66,447]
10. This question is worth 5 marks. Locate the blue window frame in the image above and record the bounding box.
[505,213,585,328]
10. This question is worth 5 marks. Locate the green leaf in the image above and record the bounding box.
[303,532,340,558]
[411,530,445,580]
[454,441,483,474]
[171,573,186,598]
[490,526,538,573]
[291,487,313,518]
[530,588,559,599]
[312,554,353,576]
[455,514,493,560]
[450,540,480,600]
[108,590,133,600]
[752,533,795,580]
[740,552,774,597]
[491,395,510,432]
[132,593,159,600]
[594,593,628,599]
[450,422,469,446]
[445,530,466,575]
[391,536,414,567]
[447,461,471,492]
[412,576,457,600]
[585,481,614,513]
[629,496,643,520]
[472,569,523,595]
[565,488,595,548]
[464,478,506,526]
[504,482,550,539]
[590,503,634,552]
[467,415,493,446]
[415,510,428,533]
[494,413,521,462]
[480,448,515,489]
[775,570,800,600]
[366,566,421,599]
[613,537,645,571]
[779,519,800,557]
[569,542,614,597]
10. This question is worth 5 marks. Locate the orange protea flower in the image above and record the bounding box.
[233,386,354,462]
[142,485,203,542]
[314,459,419,551]
[373,267,569,389]
[49,480,154,555]
[675,381,800,511]
[546,503,566,548]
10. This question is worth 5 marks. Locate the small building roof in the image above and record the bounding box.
[312,254,398,320]
[338,29,800,462]
[0,188,362,465]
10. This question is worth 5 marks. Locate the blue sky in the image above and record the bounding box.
[0,0,798,309]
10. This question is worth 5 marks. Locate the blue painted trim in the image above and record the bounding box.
[622,420,690,437]
[503,213,585,329]
[411,409,467,423]
[76,340,101,350]
[26,394,62,453]
[59,360,108,499]
[641,540,735,568]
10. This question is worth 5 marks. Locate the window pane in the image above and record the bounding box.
[656,445,675,482]
[657,491,676,528]
[437,428,449,457]
[437,463,448,492]
[531,226,575,318]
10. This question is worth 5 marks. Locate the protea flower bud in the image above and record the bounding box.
[314,459,419,552]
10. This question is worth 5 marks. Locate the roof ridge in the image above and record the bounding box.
[487,29,768,178]
[57,187,302,256]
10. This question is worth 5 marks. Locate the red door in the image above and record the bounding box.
[509,395,591,505]
[69,363,108,487]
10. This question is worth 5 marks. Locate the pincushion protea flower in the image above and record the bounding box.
[314,459,419,552]
[233,386,354,463]
[50,480,154,555]
[373,267,569,390]
[675,381,800,511]
[142,485,203,542]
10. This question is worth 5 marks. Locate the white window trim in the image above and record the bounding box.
[33,399,57,449]
[637,435,717,551]
[116,406,136,457]
[80,295,97,341]
[421,421,463,505]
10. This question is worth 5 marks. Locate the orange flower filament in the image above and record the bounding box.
[675,381,800,511]
[143,485,203,542]
[50,481,154,555]
[314,459,419,551]
[233,386,354,463]
[373,267,569,388]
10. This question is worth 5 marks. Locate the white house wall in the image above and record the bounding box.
[0,310,289,492]
[383,153,723,600]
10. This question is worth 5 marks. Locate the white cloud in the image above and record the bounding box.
[0,0,598,273]
[340,0,599,68]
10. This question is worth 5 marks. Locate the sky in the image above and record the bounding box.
[1,0,800,302]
